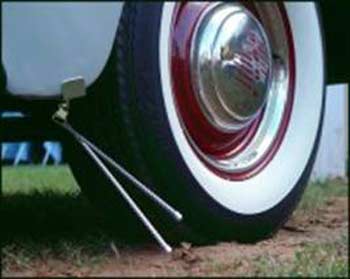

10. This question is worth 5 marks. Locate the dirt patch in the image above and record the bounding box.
[97,196,348,277]
[5,195,346,277]
[2,175,348,277]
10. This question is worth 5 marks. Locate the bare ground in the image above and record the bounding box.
[83,197,349,277]
[3,195,348,277]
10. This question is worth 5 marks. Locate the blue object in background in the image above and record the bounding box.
[2,142,31,165]
[42,141,63,165]
[2,112,31,165]
[1,111,63,166]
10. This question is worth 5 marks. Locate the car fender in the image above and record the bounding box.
[2,2,124,97]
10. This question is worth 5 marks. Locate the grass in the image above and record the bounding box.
[198,232,348,277]
[2,166,105,243]
[1,165,349,276]
[250,233,349,277]
[2,165,79,195]
[298,178,348,213]
[1,166,119,274]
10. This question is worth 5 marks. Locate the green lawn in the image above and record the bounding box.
[251,234,348,277]
[2,166,117,274]
[2,165,79,195]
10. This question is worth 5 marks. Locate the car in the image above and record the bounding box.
[2,2,349,250]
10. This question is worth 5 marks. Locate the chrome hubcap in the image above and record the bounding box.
[191,4,272,132]
[171,2,294,178]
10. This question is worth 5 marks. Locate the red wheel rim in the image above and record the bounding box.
[170,2,295,181]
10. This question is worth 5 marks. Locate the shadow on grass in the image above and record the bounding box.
[1,191,159,250]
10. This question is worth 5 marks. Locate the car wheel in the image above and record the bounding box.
[66,2,325,243]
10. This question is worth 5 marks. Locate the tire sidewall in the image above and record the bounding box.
[126,2,325,241]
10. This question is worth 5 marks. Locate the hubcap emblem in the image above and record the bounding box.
[191,4,272,131]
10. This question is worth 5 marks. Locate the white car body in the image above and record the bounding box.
[2,1,124,97]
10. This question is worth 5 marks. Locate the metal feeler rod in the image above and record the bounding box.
[60,121,182,222]
[79,140,172,253]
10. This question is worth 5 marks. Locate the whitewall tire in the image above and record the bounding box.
[66,2,325,243]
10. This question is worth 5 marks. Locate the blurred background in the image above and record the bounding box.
[2,111,63,166]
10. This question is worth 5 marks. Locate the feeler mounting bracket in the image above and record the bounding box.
[52,76,86,124]
[61,76,87,102]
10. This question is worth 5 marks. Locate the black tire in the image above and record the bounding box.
[65,3,325,244]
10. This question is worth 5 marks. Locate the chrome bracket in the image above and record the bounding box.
[52,77,182,253]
